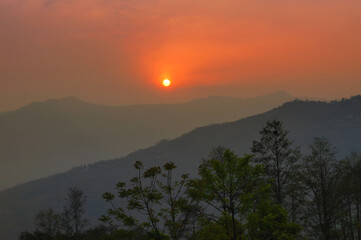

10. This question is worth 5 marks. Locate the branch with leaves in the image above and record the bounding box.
[100,161,199,240]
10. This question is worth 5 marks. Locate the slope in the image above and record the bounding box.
[1,96,361,239]
[0,91,293,189]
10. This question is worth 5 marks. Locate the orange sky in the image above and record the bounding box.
[1,0,361,110]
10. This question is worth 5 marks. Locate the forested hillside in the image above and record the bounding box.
[1,96,361,239]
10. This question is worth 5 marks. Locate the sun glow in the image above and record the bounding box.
[162,79,171,87]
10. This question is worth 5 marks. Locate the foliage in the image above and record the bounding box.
[100,161,198,240]
[195,220,229,240]
[34,207,62,239]
[335,152,361,239]
[190,147,300,240]
[19,187,89,240]
[62,187,89,239]
[299,137,340,239]
[245,187,301,240]
[251,120,301,209]
[190,147,263,240]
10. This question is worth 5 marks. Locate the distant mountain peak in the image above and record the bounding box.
[256,90,294,99]
[186,91,294,105]
[186,95,239,104]
[46,96,84,104]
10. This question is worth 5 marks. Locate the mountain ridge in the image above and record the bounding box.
[3,91,294,113]
[0,91,294,190]
[1,95,360,240]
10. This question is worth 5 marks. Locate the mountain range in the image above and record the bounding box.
[1,95,361,240]
[0,91,293,190]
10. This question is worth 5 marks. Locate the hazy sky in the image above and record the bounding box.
[1,0,361,111]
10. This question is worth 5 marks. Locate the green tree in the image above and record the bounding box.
[195,220,229,240]
[101,161,198,240]
[245,186,301,240]
[191,147,300,240]
[299,137,339,239]
[337,152,361,240]
[191,147,264,240]
[251,120,302,218]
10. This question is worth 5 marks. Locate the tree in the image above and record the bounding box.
[34,207,62,239]
[101,161,198,240]
[251,120,302,216]
[337,152,361,240]
[19,208,61,240]
[62,187,88,239]
[245,187,301,240]
[19,187,91,240]
[195,220,229,240]
[299,137,339,239]
[191,147,264,240]
[191,147,300,240]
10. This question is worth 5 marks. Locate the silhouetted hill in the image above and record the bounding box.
[0,95,361,240]
[0,91,293,190]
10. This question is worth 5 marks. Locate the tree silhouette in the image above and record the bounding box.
[101,161,198,240]
[251,120,302,216]
[62,187,88,239]
[299,137,339,239]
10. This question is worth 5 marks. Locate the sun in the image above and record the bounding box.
[162,79,171,87]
